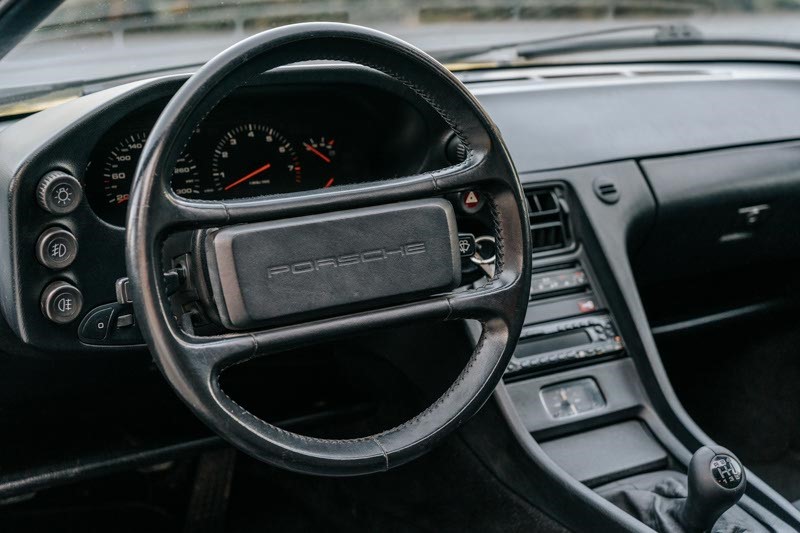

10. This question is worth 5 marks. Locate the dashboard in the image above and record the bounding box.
[2,62,800,356]
[0,34,800,528]
[4,58,800,527]
[0,68,463,352]
[84,84,453,225]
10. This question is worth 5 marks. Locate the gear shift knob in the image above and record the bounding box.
[681,445,746,532]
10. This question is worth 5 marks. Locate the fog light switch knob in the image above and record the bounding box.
[41,281,83,324]
[36,227,78,269]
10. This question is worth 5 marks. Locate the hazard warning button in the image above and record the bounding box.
[460,190,485,214]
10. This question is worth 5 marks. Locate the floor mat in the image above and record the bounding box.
[0,502,176,533]
[659,312,800,503]
[226,431,568,533]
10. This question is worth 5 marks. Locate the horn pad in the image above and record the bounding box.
[205,199,461,329]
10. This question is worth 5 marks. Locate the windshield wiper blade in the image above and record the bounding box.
[436,23,690,63]
[437,23,800,63]
[516,22,800,59]
[516,22,703,58]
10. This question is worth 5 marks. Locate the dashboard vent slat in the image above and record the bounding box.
[525,187,572,254]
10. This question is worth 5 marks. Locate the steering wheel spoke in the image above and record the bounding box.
[154,154,496,234]
[178,331,260,376]
[186,297,454,381]
[445,275,521,324]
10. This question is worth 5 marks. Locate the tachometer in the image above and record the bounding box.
[302,137,338,189]
[210,124,301,198]
[87,131,198,225]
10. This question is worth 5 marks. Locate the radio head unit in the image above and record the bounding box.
[505,314,623,376]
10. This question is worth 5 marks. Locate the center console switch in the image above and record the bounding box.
[506,314,623,376]
[530,267,588,299]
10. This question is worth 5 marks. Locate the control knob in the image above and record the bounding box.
[37,171,83,214]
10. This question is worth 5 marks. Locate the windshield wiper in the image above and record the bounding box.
[437,23,800,63]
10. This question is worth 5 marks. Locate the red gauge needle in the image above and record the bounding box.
[225,163,271,191]
[117,196,129,205]
[323,178,335,188]
[303,143,331,164]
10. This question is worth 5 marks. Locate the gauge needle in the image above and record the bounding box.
[225,163,271,191]
[117,196,129,205]
[324,178,335,188]
[303,143,331,163]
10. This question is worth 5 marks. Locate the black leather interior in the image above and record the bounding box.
[6,4,800,530]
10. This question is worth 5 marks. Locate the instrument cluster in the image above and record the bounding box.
[84,85,443,226]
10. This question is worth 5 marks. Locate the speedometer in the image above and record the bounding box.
[210,124,301,199]
[101,131,147,208]
[87,131,198,226]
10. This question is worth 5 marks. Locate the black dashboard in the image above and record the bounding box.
[5,55,800,529]
[3,61,800,356]
[0,67,462,352]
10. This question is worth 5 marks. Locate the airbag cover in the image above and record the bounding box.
[206,199,461,329]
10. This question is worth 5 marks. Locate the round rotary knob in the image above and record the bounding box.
[37,171,83,214]
[36,227,78,269]
[40,281,83,324]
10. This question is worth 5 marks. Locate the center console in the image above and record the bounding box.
[488,178,795,532]
[502,187,625,380]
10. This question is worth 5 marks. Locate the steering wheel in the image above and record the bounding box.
[126,22,531,476]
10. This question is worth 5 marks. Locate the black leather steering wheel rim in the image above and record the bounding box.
[126,22,531,476]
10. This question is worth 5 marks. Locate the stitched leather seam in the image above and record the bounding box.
[213,319,487,448]
[374,320,488,439]
[487,192,505,280]
[215,378,378,444]
[371,436,390,471]
[208,191,507,447]
[161,35,515,459]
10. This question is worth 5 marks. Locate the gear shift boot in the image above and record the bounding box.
[596,446,768,533]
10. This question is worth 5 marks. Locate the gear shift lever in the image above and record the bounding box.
[681,445,746,532]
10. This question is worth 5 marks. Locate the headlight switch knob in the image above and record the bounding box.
[37,171,83,214]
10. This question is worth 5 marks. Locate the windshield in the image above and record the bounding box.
[2,0,800,92]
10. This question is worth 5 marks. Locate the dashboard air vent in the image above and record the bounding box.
[525,187,572,254]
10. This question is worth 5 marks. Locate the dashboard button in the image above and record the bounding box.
[460,190,485,213]
[577,299,597,313]
[37,171,83,214]
[116,313,134,328]
[79,306,114,340]
[41,281,83,324]
[36,227,78,269]
[457,233,476,257]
